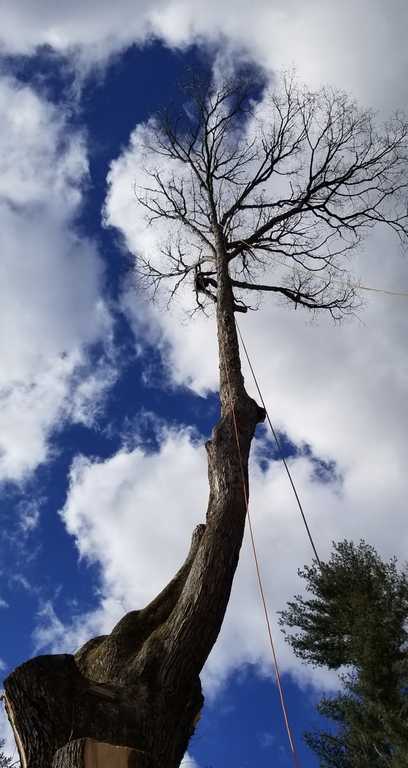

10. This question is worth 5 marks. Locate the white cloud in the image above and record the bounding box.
[18,500,41,534]
[33,602,76,655]
[0,78,87,211]
[105,119,219,395]
[0,2,408,110]
[49,428,343,698]
[0,76,114,483]
[61,427,208,610]
[258,730,275,749]
[180,754,200,768]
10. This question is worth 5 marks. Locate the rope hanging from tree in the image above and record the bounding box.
[237,321,321,566]
[225,364,301,768]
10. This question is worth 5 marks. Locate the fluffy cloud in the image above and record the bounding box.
[61,427,208,608]
[0,2,408,110]
[0,76,114,482]
[180,754,200,768]
[51,423,342,698]
[104,115,222,394]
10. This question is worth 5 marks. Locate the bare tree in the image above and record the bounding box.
[4,73,408,768]
[0,738,15,768]
[136,73,408,319]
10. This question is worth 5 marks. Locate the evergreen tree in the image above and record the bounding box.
[0,739,13,768]
[280,541,408,766]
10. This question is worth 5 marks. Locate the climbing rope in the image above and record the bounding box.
[236,321,322,567]
[224,366,300,768]
[356,283,408,297]
[277,258,408,300]
[237,240,408,300]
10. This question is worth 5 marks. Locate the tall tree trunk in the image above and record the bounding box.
[3,244,265,768]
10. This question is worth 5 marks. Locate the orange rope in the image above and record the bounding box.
[225,371,300,768]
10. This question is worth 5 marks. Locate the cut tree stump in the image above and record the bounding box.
[3,654,154,768]
[52,739,151,768]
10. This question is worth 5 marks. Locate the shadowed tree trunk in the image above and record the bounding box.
[3,239,265,768]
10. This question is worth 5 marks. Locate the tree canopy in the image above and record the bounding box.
[136,72,408,319]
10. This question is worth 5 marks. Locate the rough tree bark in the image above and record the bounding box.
[3,237,265,768]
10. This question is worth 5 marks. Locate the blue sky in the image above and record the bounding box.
[1,3,408,767]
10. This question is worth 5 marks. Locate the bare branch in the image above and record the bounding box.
[133,72,408,319]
